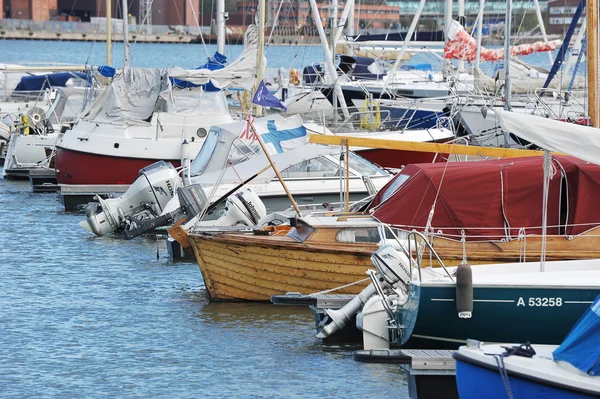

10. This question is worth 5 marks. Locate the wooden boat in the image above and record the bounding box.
[187,217,378,301]
[180,153,600,301]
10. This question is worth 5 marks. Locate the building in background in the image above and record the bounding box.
[3,0,59,20]
[546,0,583,34]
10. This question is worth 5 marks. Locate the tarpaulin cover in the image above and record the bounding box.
[169,25,264,90]
[367,155,600,239]
[171,52,227,91]
[553,294,600,376]
[84,68,170,123]
[14,72,87,91]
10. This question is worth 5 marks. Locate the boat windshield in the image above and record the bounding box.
[278,153,387,179]
[348,152,387,176]
[382,173,412,202]
[190,128,220,175]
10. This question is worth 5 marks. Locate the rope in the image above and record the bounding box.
[518,227,527,262]
[492,355,515,399]
[308,277,371,297]
[461,229,467,264]
[540,150,553,271]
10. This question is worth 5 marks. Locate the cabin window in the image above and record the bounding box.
[382,173,411,201]
[286,224,315,242]
[280,157,341,179]
[336,228,380,244]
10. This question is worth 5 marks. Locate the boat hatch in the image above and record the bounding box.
[286,222,315,242]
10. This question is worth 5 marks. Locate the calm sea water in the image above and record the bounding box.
[0,38,558,71]
[0,176,409,397]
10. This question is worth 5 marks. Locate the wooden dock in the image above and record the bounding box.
[355,349,458,399]
[59,184,128,212]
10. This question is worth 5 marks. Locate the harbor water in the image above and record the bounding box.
[0,176,409,397]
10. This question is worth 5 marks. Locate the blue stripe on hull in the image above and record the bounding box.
[456,359,595,399]
[401,286,600,349]
[379,106,444,129]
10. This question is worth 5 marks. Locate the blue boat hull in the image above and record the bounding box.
[455,358,596,399]
[379,106,446,129]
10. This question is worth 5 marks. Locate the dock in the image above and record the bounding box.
[59,184,128,212]
[28,168,58,193]
[354,349,458,399]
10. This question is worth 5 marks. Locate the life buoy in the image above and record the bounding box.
[360,97,381,131]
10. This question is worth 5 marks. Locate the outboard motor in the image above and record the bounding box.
[80,161,181,236]
[317,244,412,339]
[216,187,267,226]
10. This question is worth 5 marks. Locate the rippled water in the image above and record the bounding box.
[0,175,409,398]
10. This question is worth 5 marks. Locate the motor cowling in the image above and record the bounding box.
[215,187,267,226]
[80,161,181,236]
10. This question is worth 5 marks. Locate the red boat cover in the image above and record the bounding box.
[368,156,600,239]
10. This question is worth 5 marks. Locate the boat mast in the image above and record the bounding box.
[106,0,112,66]
[216,0,226,54]
[503,0,512,112]
[253,0,266,115]
[587,0,598,126]
[122,0,130,67]
[382,0,426,94]
[475,0,484,69]
[501,0,512,148]
[308,0,350,120]
[457,0,465,71]
[532,0,553,65]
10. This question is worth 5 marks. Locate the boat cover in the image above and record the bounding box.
[553,294,600,376]
[497,110,600,166]
[171,52,227,91]
[367,155,600,239]
[83,68,170,122]
[169,25,264,90]
[14,72,88,91]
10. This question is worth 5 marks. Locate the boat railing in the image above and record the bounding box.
[406,230,455,283]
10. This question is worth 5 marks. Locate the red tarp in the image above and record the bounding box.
[368,156,600,239]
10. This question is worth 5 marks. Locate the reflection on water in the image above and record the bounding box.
[0,174,408,398]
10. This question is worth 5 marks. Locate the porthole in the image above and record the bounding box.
[196,128,207,138]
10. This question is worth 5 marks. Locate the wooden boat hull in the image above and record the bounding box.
[189,231,375,301]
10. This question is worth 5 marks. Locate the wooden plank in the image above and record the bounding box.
[308,134,560,158]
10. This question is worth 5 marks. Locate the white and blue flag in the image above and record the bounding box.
[240,114,308,154]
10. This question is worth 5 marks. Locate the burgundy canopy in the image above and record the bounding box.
[368,156,600,239]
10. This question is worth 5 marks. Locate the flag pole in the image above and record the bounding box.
[246,116,303,217]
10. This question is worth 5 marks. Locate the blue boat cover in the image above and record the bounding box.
[553,294,600,376]
[171,52,227,92]
[97,65,116,78]
[14,72,87,91]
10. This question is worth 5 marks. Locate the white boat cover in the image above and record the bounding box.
[497,110,600,165]
[84,67,170,123]
[169,25,264,90]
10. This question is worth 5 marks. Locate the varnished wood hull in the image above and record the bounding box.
[188,232,375,301]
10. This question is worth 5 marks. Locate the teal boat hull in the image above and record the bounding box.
[397,285,600,349]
